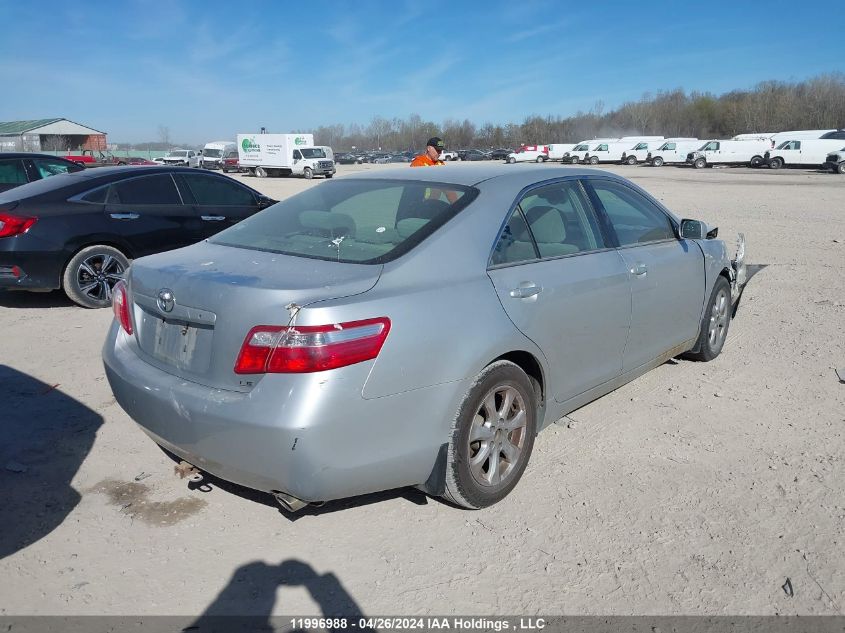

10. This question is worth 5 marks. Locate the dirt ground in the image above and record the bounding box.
[1,162,843,617]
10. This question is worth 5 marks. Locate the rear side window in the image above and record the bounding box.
[491,181,604,265]
[108,175,181,204]
[0,159,27,185]
[178,174,255,205]
[209,179,476,264]
[588,180,675,246]
[32,158,81,178]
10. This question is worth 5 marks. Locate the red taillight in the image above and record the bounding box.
[0,213,37,238]
[112,280,133,334]
[234,317,391,374]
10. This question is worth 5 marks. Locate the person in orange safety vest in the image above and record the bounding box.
[410,137,446,167]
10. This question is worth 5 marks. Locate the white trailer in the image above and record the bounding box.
[646,139,702,166]
[686,139,771,168]
[547,144,577,161]
[236,133,336,179]
[764,139,845,169]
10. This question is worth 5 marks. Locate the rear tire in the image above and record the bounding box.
[684,276,731,361]
[750,155,764,168]
[442,361,537,509]
[838,162,845,174]
[535,156,543,163]
[255,167,267,178]
[651,156,664,167]
[507,157,516,164]
[62,245,129,309]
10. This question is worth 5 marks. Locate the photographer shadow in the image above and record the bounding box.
[0,364,103,559]
[190,559,370,633]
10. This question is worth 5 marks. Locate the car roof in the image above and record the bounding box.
[0,152,80,161]
[0,165,253,203]
[341,164,621,188]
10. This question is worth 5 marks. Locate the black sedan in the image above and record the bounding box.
[0,166,275,308]
[0,153,86,193]
[458,149,491,161]
[487,148,513,160]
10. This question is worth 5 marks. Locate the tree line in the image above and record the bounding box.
[311,73,845,151]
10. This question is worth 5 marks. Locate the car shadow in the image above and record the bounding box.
[733,263,768,316]
[0,289,74,309]
[188,559,371,632]
[0,365,103,559]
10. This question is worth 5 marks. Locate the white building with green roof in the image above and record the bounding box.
[0,118,107,152]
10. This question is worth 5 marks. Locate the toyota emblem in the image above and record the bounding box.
[157,288,175,313]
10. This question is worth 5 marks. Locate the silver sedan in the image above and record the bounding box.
[102,166,747,511]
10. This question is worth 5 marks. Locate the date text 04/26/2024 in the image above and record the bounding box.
[288,617,547,630]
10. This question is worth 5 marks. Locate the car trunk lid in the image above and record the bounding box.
[125,241,381,392]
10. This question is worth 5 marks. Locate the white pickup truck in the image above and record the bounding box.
[161,149,201,168]
[506,145,549,163]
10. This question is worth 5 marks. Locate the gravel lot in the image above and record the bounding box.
[1,162,843,617]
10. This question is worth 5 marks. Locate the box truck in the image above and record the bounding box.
[236,133,336,179]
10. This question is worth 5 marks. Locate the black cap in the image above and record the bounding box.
[427,137,445,151]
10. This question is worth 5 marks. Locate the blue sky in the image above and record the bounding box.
[1,1,840,145]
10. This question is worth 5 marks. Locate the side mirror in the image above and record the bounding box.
[680,219,706,240]
[256,195,276,210]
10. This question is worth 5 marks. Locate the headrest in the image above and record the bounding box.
[299,211,356,237]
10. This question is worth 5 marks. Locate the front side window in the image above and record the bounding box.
[108,175,181,205]
[179,174,256,205]
[596,144,608,151]
[589,180,675,246]
[293,150,302,160]
[0,159,27,184]
[209,179,476,264]
[702,142,719,151]
[634,143,649,150]
[491,181,605,265]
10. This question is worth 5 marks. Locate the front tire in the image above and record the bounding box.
[62,245,129,309]
[443,361,537,509]
[507,157,516,164]
[588,156,599,165]
[651,156,664,167]
[837,162,845,174]
[303,167,313,179]
[693,157,706,169]
[769,157,783,170]
[685,276,731,361]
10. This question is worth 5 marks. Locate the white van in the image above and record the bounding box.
[566,139,619,163]
[584,137,664,164]
[621,138,690,165]
[764,139,845,169]
[201,141,236,169]
[646,139,702,166]
[686,139,771,168]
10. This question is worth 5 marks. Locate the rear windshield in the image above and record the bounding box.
[209,179,478,264]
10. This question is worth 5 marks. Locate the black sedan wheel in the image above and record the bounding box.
[62,245,129,309]
[443,361,536,509]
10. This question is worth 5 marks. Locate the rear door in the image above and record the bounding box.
[584,178,704,372]
[175,172,261,237]
[487,179,631,403]
[103,173,206,256]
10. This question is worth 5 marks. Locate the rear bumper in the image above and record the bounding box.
[0,248,63,290]
[102,323,462,502]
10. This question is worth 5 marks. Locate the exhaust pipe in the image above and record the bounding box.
[272,490,310,513]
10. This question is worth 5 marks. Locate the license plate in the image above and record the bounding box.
[152,318,200,368]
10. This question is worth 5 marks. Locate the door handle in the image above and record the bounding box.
[630,263,648,277]
[109,213,139,220]
[509,283,542,299]
[201,215,226,221]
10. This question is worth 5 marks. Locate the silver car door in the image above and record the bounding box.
[585,178,705,372]
[487,180,631,403]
